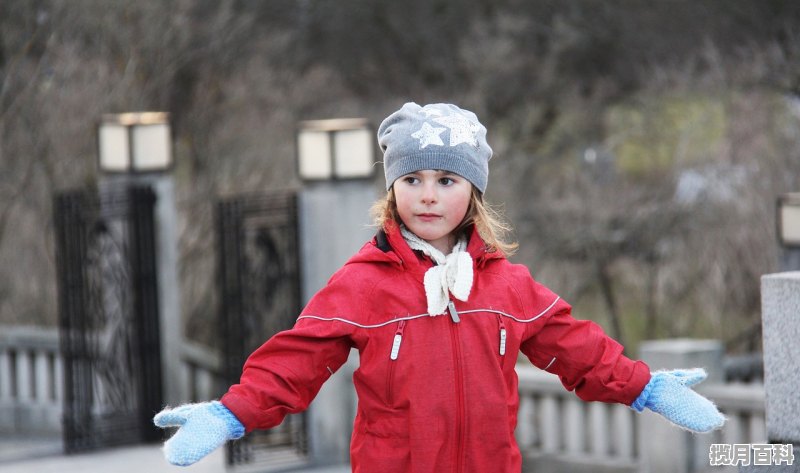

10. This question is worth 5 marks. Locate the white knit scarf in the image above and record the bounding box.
[400,226,474,316]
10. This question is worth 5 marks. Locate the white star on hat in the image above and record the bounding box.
[411,122,446,149]
[433,114,481,147]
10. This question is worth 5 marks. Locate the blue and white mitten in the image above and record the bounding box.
[631,368,725,433]
[153,401,245,466]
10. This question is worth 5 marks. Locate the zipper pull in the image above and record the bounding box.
[497,315,507,356]
[390,320,406,360]
[448,301,460,323]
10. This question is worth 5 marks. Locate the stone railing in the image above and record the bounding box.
[0,326,63,435]
[0,326,225,436]
[516,363,766,473]
[179,341,225,402]
[516,366,639,472]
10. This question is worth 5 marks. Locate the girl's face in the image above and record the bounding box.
[393,169,472,254]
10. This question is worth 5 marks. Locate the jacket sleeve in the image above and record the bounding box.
[518,276,651,405]
[220,267,363,432]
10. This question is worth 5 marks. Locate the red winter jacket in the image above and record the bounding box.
[221,222,651,472]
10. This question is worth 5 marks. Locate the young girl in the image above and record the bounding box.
[154,102,724,471]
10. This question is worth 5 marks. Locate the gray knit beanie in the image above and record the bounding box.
[378,102,492,193]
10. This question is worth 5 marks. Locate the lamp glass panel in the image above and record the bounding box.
[98,124,130,172]
[333,128,374,178]
[132,123,172,171]
[298,130,332,179]
[780,204,800,246]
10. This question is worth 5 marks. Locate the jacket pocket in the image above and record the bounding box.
[386,320,406,406]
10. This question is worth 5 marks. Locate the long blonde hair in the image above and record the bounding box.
[370,187,518,256]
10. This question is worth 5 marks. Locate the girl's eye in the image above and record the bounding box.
[439,177,455,186]
[403,176,419,184]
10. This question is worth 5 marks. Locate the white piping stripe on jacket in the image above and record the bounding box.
[458,296,561,324]
[296,296,561,329]
[296,313,430,329]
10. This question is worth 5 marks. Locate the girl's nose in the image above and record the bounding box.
[421,181,437,204]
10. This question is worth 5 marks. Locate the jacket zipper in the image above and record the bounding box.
[386,320,406,405]
[390,320,406,360]
[497,315,507,356]
[449,302,466,473]
[447,300,460,323]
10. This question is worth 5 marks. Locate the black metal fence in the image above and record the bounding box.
[54,186,163,453]
[216,191,309,468]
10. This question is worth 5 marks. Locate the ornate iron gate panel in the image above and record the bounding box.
[217,191,308,469]
[54,186,163,453]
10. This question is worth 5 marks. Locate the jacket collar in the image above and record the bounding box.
[373,220,503,276]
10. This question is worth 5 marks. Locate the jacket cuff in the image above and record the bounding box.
[219,393,262,433]
[630,372,661,412]
[211,400,245,438]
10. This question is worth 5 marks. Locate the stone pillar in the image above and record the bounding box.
[147,175,185,406]
[638,339,724,473]
[738,272,800,473]
[299,180,377,466]
[760,272,800,444]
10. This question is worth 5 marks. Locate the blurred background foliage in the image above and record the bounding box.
[1,0,799,353]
